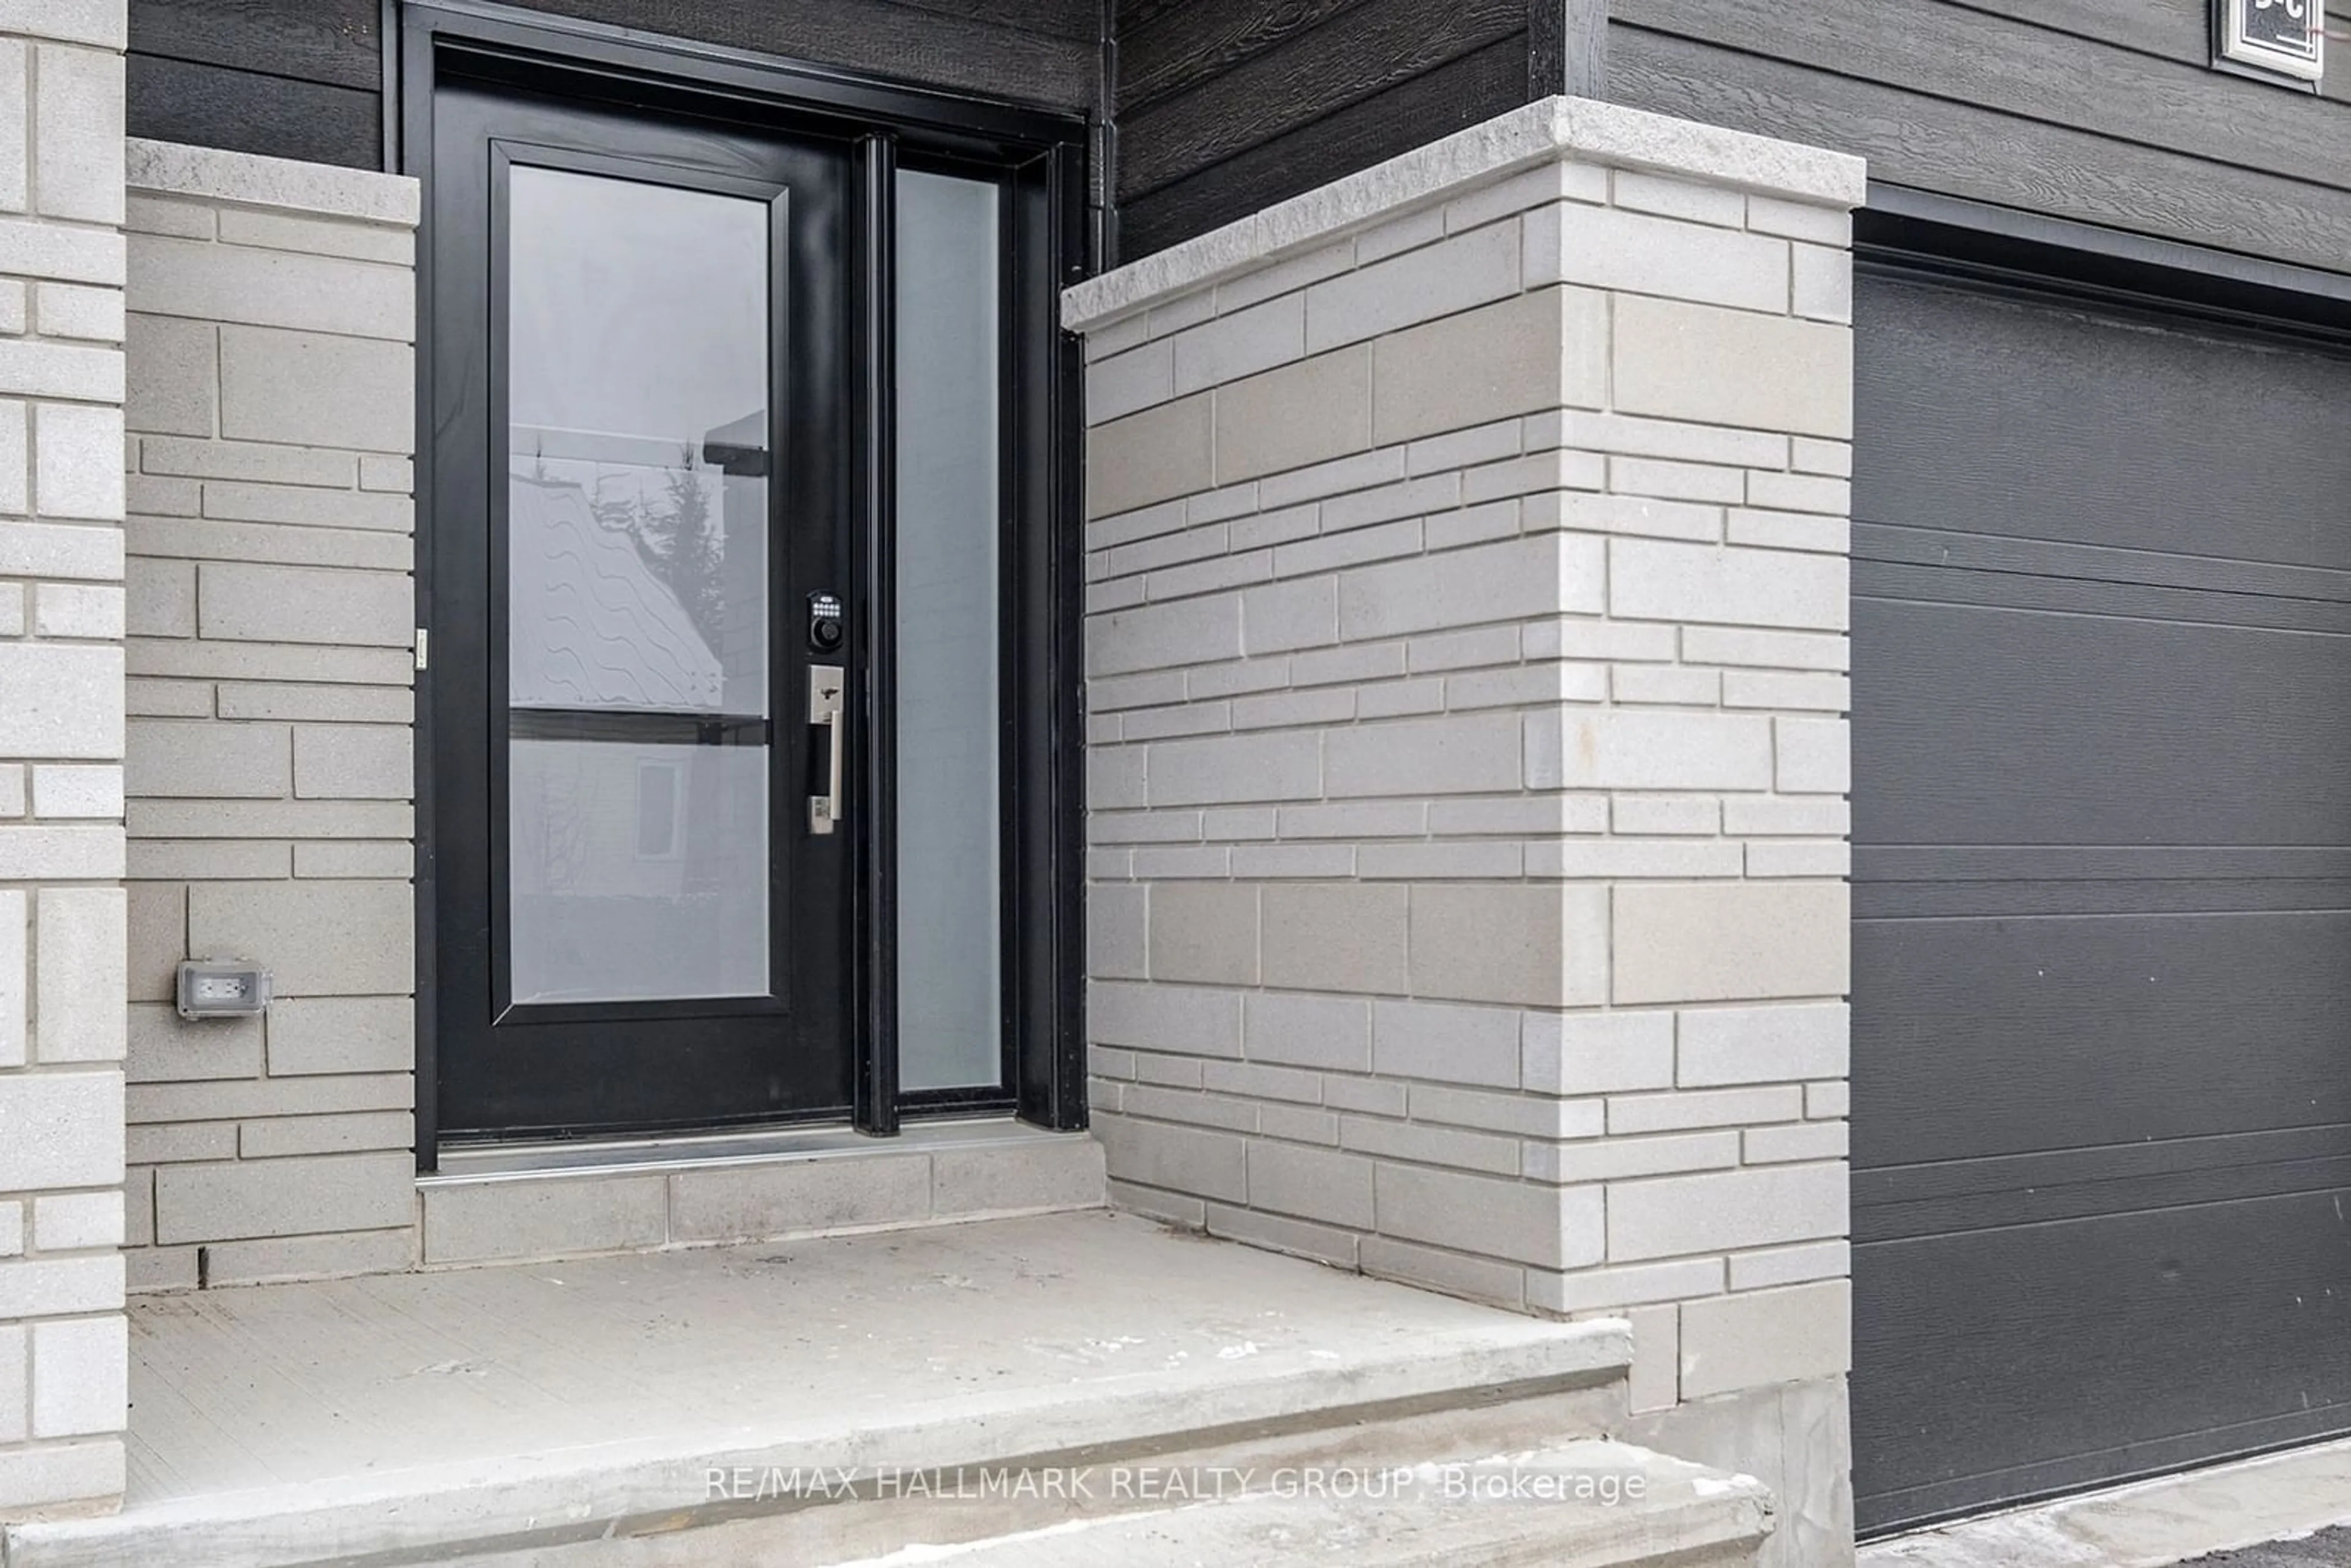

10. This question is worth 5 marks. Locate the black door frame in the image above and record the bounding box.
[399,0,1092,1168]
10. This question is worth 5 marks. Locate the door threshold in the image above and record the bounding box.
[422,1115,1057,1185]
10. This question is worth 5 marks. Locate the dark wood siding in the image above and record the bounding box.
[1608,0,2351,275]
[492,0,1100,110]
[1111,0,1535,261]
[127,0,384,168]
[126,0,1100,173]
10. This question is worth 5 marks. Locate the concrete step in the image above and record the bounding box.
[6,1211,1639,1568]
[452,1387,1690,1567]
[437,1430,1771,1568]
[414,1117,1108,1267]
[817,1441,1775,1568]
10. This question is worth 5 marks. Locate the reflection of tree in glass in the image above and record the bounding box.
[522,760,591,895]
[588,443,726,656]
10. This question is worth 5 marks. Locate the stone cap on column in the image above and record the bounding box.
[126,138,420,227]
[1063,96,1865,335]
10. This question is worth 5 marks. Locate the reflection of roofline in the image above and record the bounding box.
[702,441,768,478]
[512,419,768,478]
[700,409,768,478]
[511,424,686,469]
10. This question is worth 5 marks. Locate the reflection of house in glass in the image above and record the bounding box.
[504,421,771,1005]
[509,469,725,710]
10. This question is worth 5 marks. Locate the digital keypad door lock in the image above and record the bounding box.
[807,591,844,653]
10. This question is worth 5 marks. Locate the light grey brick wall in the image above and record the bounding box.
[1066,97,1862,1423]
[117,140,420,1293]
[0,0,131,1523]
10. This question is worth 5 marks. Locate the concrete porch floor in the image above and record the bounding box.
[4,1210,1634,1567]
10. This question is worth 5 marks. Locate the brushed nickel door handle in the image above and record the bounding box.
[808,664,844,835]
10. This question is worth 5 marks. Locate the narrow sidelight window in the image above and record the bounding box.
[893,170,1005,1093]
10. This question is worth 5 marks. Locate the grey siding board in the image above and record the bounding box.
[878,0,1097,42]
[1117,0,2351,261]
[132,0,380,91]
[127,0,1100,171]
[1115,31,1527,260]
[1940,0,2351,110]
[1117,0,1369,113]
[1114,0,1524,201]
[127,51,381,170]
[1528,0,1607,97]
[126,0,382,168]
[1112,0,1191,32]
[492,0,1099,111]
[1611,0,2351,195]
[1610,23,2351,276]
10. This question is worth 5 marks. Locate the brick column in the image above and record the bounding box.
[118,140,421,1292]
[1067,99,1861,1565]
[0,0,132,1521]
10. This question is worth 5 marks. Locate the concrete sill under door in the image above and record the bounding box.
[418,1117,1106,1267]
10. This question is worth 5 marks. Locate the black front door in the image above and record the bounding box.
[429,83,854,1139]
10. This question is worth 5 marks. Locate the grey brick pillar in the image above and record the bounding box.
[1067,98,1864,1567]
[118,139,421,1292]
[0,0,132,1522]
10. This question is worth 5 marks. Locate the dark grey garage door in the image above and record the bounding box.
[1851,263,2351,1532]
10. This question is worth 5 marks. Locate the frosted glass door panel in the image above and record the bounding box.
[504,166,773,1005]
[894,171,1003,1090]
[509,741,770,1003]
